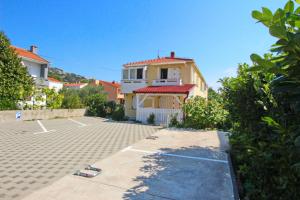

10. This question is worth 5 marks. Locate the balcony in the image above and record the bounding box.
[33,77,48,87]
[121,79,148,94]
[152,78,182,86]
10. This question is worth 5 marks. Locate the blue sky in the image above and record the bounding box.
[0,0,284,89]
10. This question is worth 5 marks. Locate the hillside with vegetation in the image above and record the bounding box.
[48,67,93,83]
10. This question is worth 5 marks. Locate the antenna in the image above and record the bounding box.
[157,49,160,58]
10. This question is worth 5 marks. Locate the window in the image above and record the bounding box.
[160,68,168,79]
[137,68,143,79]
[123,69,129,79]
[123,68,144,80]
[130,69,136,79]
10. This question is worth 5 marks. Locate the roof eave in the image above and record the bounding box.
[20,56,49,64]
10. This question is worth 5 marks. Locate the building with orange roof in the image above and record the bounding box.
[92,80,124,103]
[12,45,50,108]
[121,51,208,124]
[48,77,63,92]
[12,45,49,88]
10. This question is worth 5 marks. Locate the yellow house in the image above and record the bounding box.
[121,51,208,125]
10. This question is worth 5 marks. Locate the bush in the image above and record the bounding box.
[105,101,117,116]
[168,114,180,127]
[61,94,83,109]
[42,88,64,109]
[79,85,106,105]
[86,94,106,117]
[147,113,155,124]
[183,93,228,129]
[111,104,125,121]
[218,1,300,198]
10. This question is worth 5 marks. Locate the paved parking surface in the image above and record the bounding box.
[0,117,159,200]
[22,129,234,200]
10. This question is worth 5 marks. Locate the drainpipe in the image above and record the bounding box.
[183,92,189,121]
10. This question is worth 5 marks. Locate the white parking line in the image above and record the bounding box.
[34,120,55,134]
[124,146,228,164]
[68,118,87,127]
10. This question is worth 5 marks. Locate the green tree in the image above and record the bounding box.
[220,1,300,199]
[61,88,83,109]
[86,93,107,117]
[42,88,64,109]
[79,85,106,105]
[0,32,34,110]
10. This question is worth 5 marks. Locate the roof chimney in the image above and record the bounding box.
[30,45,38,54]
[170,51,175,58]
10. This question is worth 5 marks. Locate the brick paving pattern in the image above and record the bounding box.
[0,117,159,200]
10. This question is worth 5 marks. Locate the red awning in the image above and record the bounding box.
[134,84,195,94]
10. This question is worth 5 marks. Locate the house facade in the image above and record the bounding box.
[12,45,49,108]
[92,80,124,103]
[121,51,208,125]
[12,45,49,87]
[48,77,63,92]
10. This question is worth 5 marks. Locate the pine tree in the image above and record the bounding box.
[0,32,34,110]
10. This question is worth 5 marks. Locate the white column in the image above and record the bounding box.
[136,94,140,121]
[143,66,147,80]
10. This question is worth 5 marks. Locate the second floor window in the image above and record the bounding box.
[137,68,143,79]
[160,68,168,79]
[123,68,144,80]
[123,69,129,79]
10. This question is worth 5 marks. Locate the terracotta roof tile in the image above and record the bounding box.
[48,77,62,83]
[98,80,121,88]
[124,57,193,67]
[11,46,49,63]
[134,84,195,94]
[64,83,86,87]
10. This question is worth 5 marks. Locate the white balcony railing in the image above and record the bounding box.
[137,107,183,126]
[152,78,182,86]
[33,77,48,87]
[121,79,148,94]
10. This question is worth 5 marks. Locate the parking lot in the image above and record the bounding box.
[0,117,160,200]
[21,128,235,200]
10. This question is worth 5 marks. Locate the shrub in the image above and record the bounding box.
[169,114,179,127]
[105,101,117,116]
[42,88,64,109]
[79,85,106,105]
[86,94,106,117]
[111,104,125,121]
[61,94,83,109]
[183,92,228,129]
[147,113,155,124]
[218,1,300,198]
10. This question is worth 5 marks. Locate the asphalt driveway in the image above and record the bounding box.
[0,117,160,200]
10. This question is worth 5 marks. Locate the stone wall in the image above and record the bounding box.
[0,109,86,123]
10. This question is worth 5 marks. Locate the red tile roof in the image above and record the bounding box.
[48,77,62,83]
[124,57,193,67]
[64,83,86,87]
[98,80,121,88]
[134,84,195,94]
[11,46,49,63]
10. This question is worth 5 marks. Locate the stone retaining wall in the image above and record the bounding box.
[0,109,86,123]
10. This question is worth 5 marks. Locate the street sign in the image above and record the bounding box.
[16,111,21,120]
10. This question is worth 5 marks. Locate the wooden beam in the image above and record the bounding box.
[138,94,149,107]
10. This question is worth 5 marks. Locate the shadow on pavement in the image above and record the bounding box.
[122,146,233,200]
